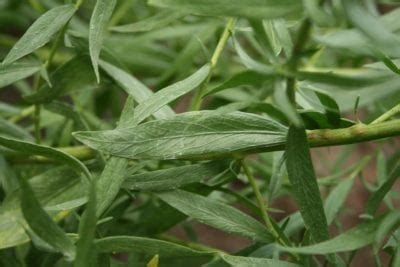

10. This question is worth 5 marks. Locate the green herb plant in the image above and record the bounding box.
[1,0,400,266]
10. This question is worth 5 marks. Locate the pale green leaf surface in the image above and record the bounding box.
[342,0,400,57]
[0,62,41,88]
[122,161,229,191]
[19,175,76,260]
[74,111,287,160]
[158,189,273,243]
[0,167,85,250]
[220,254,300,267]
[89,0,117,82]
[74,182,97,267]
[0,135,91,179]
[2,5,76,65]
[111,11,184,33]
[277,215,387,254]
[133,64,210,125]
[95,236,215,257]
[148,0,303,19]
[99,60,174,119]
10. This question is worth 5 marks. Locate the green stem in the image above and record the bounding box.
[241,160,288,245]
[371,103,400,124]
[33,74,41,144]
[8,106,35,123]
[75,0,85,8]
[307,120,400,147]
[190,18,236,111]
[286,19,312,104]
[6,119,400,163]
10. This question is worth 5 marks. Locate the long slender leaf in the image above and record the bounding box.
[111,11,184,33]
[19,175,76,260]
[74,112,287,160]
[220,254,300,267]
[148,0,302,19]
[277,215,388,254]
[0,135,91,179]
[286,125,329,243]
[342,0,400,57]
[99,60,174,118]
[2,5,76,65]
[158,189,274,243]
[122,160,230,191]
[89,0,117,82]
[95,236,215,257]
[74,181,97,267]
[365,161,400,215]
[0,62,41,88]
[133,64,210,125]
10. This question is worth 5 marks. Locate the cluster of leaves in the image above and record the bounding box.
[1,0,400,266]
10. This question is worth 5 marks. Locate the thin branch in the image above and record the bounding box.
[6,119,400,163]
[190,17,237,111]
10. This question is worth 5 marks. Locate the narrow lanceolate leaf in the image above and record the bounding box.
[220,254,300,267]
[158,189,274,243]
[2,5,76,65]
[111,11,184,33]
[0,118,33,141]
[19,176,76,260]
[324,178,354,225]
[99,60,174,119]
[315,91,341,127]
[95,97,134,216]
[95,236,215,257]
[277,214,388,254]
[342,0,400,57]
[133,64,210,125]
[74,182,97,267]
[148,0,303,20]
[0,167,85,250]
[0,62,41,89]
[365,161,400,216]
[0,135,91,179]
[122,161,229,191]
[286,126,329,243]
[73,112,287,160]
[89,0,117,82]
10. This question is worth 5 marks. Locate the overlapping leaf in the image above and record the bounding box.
[2,4,76,64]
[74,112,287,160]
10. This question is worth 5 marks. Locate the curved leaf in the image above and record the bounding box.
[277,215,388,254]
[0,135,91,179]
[19,175,76,260]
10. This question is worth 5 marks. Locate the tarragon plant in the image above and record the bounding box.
[0,0,400,266]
